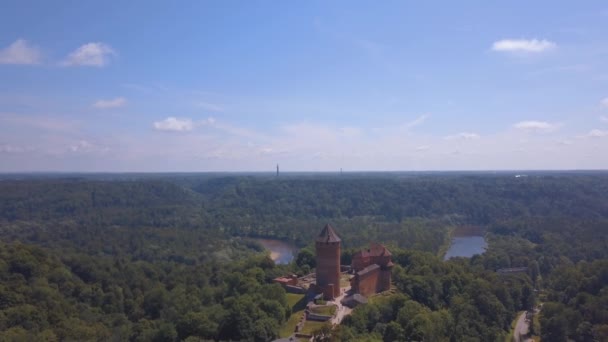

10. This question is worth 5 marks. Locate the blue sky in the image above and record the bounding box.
[1,1,608,171]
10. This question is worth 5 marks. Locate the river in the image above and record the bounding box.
[253,238,297,264]
[443,227,487,260]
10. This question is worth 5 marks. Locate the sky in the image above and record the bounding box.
[1,1,608,172]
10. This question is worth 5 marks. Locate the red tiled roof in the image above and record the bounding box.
[353,243,391,259]
[370,243,392,256]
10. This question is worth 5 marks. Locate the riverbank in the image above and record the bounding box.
[437,226,455,258]
[442,226,487,260]
[253,238,297,264]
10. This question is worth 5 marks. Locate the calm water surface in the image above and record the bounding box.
[253,238,297,264]
[443,236,487,260]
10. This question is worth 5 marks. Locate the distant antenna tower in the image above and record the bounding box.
[276,164,279,177]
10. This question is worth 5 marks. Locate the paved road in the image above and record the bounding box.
[513,311,532,342]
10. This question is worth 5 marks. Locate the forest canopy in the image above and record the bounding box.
[0,172,607,341]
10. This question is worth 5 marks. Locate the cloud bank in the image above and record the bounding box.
[586,129,608,138]
[4,112,608,172]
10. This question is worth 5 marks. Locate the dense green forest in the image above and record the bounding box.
[0,173,607,341]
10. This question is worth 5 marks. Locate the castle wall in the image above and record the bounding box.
[285,285,306,294]
[352,267,391,296]
[379,269,391,292]
[352,255,371,271]
[355,266,380,297]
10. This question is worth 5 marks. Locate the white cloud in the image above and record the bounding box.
[600,116,608,123]
[601,98,608,108]
[415,145,430,151]
[585,129,608,138]
[93,97,127,109]
[150,116,214,132]
[0,39,42,65]
[153,117,194,132]
[444,132,480,140]
[492,39,556,53]
[404,114,429,129]
[69,140,109,153]
[62,42,115,67]
[513,121,559,132]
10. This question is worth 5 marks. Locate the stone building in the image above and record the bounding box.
[315,224,341,299]
[350,243,393,297]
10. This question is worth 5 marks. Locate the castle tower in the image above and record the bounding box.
[315,224,341,299]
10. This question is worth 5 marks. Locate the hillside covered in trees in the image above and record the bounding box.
[0,172,607,341]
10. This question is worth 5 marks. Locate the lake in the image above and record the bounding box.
[254,238,297,264]
[443,227,487,260]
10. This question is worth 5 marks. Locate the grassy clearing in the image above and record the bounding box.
[311,305,336,316]
[280,310,304,337]
[287,293,305,308]
[279,293,307,337]
[301,320,329,335]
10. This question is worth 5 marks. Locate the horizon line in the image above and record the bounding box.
[1,169,608,174]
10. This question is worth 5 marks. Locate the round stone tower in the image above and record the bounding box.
[315,224,341,298]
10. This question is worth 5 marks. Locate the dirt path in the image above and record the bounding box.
[513,311,532,342]
[329,287,352,325]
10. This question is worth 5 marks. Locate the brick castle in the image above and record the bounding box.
[350,242,393,297]
[314,224,392,299]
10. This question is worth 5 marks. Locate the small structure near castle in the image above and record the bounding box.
[350,243,393,297]
[314,224,341,299]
